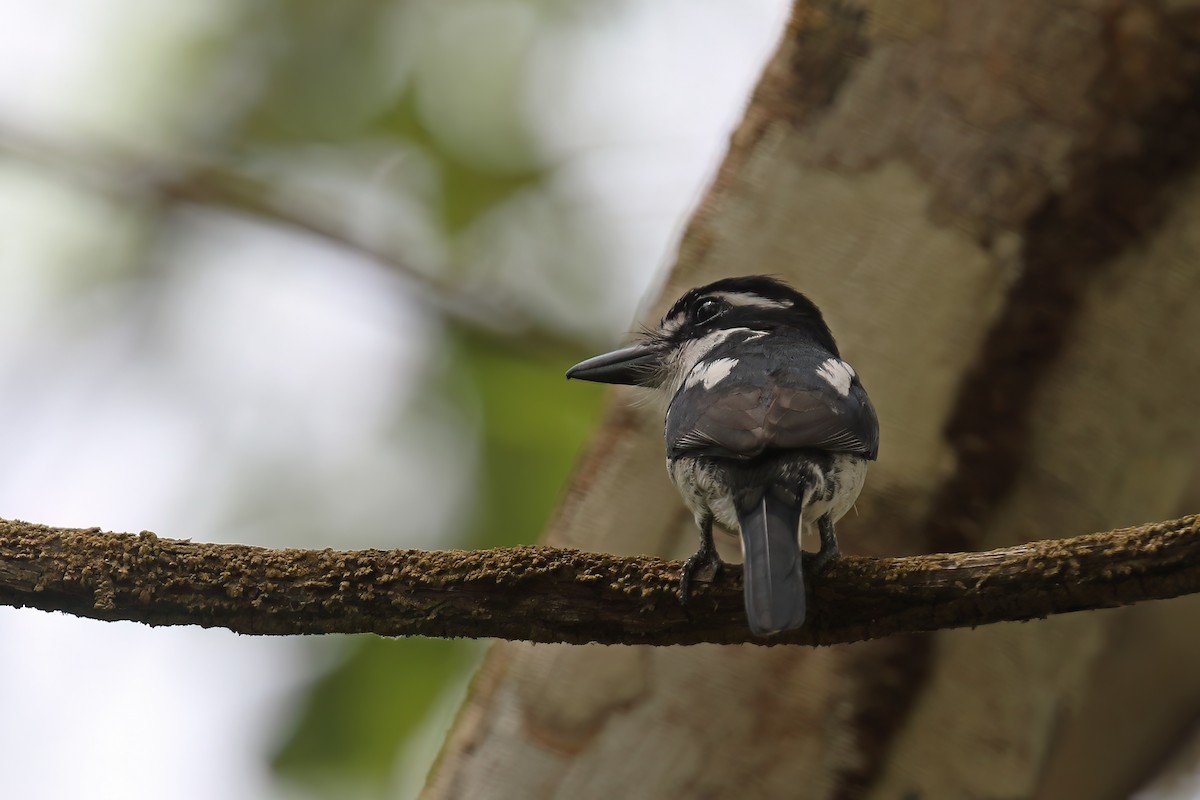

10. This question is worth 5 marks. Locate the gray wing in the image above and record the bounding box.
[666,350,878,461]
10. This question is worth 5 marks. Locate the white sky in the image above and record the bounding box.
[0,2,789,798]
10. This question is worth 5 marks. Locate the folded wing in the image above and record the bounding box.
[666,346,878,461]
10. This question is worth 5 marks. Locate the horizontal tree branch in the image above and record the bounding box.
[1,515,1198,646]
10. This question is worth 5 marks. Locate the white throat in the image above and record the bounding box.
[659,327,765,401]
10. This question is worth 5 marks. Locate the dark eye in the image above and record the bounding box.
[692,298,725,324]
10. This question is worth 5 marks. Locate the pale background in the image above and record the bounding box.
[0,2,789,798]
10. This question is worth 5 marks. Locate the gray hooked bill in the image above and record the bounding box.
[566,343,663,387]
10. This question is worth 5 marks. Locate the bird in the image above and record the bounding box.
[566,276,878,635]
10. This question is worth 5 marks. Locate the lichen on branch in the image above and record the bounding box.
[1,515,1197,646]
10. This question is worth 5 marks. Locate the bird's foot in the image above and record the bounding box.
[810,515,841,574]
[679,543,723,606]
[808,542,840,574]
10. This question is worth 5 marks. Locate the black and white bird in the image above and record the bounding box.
[566,276,878,635]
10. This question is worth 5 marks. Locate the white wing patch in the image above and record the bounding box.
[686,357,739,390]
[816,358,855,397]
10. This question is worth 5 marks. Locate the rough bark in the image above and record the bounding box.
[427,1,1200,798]
[3,516,1199,645]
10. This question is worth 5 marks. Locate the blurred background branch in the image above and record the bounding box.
[0,123,595,360]
[4,514,1199,646]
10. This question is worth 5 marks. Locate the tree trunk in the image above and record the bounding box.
[425,1,1200,797]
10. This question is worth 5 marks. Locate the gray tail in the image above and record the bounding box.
[735,487,806,636]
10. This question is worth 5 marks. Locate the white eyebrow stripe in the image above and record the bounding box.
[686,357,739,389]
[816,358,855,397]
[709,291,793,310]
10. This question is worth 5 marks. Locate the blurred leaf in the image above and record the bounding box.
[244,1,547,234]
[255,5,609,785]
[374,93,544,235]
[245,0,412,141]
[270,326,604,795]
[406,1,543,175]
[448,327,605,547]
[272,636,472,789]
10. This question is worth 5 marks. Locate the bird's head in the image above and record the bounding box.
[567,276,838,391]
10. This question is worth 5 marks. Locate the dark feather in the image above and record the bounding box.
[736,486,807,634]
[666,335,878,461]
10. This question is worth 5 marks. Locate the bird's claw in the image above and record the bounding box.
[808,543,840,574]
[679,544,723,606]
[810,515,840,574]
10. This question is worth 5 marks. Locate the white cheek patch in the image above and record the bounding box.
[663,327,767,397]
[686,357,739,389]
[816,358,855,396]
[680,327,740,362]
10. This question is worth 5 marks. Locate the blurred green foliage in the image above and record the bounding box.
[272,636,474,787]
[451,329,606,548]
[197,0,618,794]
[376,93,544,235]
[270,331,605,791]
[246,0,547,236]
[244,2,412,141]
